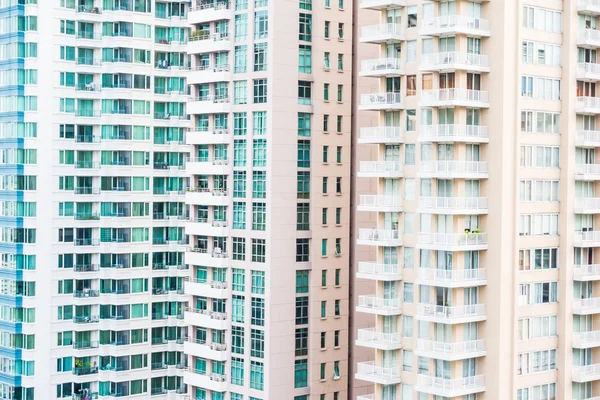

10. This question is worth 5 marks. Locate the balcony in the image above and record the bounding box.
[574,231,600,247]
[574,330,600,349]
[186,157,229,176]
[186,219,229,237]
[185,279,228,299]
[358,127,404,144]
[356,295,402,316]
[189,2,231,24]
[417,196,488,215]
[183,338,227,362]
[574,265,600,281]
[186,188,229,207]
[418,232,487,251]
[358,195,403,212]
[186,248,229,268]
[577,130,600,147]
[576,96,600,114]
[183,368,227,393]
[580,0,600,14]
[357,396,374,400]
[357,262,403,281]
[578,164,600,181]
[418,160,488,179]
[574,297,600,315]
[419,124,488,143]
[360,23,405,43]
[359,0,405,10]
[357,228,402,247]
[355,328,402,350]
[360,58,404,77]
[187,95,230,115]
[359,92,404,111]
[579,29,600,49]
[417,268,487,288]
[420,89,489,108]
[355,361,402,385]
[187,32,230,54]
[186,128,230,145]
[188,65,231,85]
[416,339,485,361]
[579,63,600,82]
[420,16,490,37]
[417,304,486,324]
[573,364,600,383]
[420,52,490,73]
[416,374,485,398]
[575,197,600,214]
[183,307,228,330]
[358,161,403,178]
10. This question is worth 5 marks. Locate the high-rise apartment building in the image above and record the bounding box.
[1,0,191,398]
[183,0,353,400]
[353,0,600,399]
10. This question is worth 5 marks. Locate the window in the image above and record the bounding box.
[295,328,308,355]
[518,282,558,305]
[519,214,559,236]
[233,81,247,105]
[336,146,342,163]
[405,144,415,166]
[518,315,558,340]
[296,296,308,324]
[338,23,344,39]
[254,43,268,71]
[322,177,328,194]
[519,248,558,270]
[324,83,329,101]
[321,300,327,318]
[407,75,416,96]
[522,41,561,66]
[253,79,267,103]
[320,363,326,380]
[334,300,340,316]
[336,116,342,133]
[521,75,561,100]
[517,383,556,400]
[337,85,343,102]
[324,52,330,69]
[296,238,310,262]
[253,171,266,198]
[403,315,413,338]
[402,350,413,372]
[406,40,416,62]
[519,180,559,202]
[322,208,328,225]
[323,146,329,163]
[252,238,266,262]
[234,45,248,73]
[297,203,310,230]
[253,138,267,167]
[233,268,245,291]
[296,270,309,293]
[235,14,248,41]
[403,283,413,303]
[337,54,343,71]
[298,140,310,168]
[298,113,311,136]
[250,361,264,390]
[522,6,562,33]
[251,270,265,294]
[517,349,557,375]
[298,81,312,105]
[406,109,416,131]
[299,45,312,73]
[233,237,246,260]
[323,114,329,132]
[254,11,268,39]
[294,359,308,388]
[320,331,326,348]
[335,208,341,225]
[297,171,310,199]
[324,21,330,39]
[335,269,341,285]
[334,330,340,347]
[252,202,266,231]
[300,0,311,9]
[231,358,244,386]
[299,14,312,41]
[336,177,342,194]
[407,5,417,27]
[520,145,560,168]
[251,297,265,325]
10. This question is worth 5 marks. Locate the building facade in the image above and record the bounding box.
[184,0,354,399]
[353,0,600,399]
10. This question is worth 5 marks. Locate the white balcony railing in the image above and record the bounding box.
[360,127,403,142]
[574,231,600,245]
[421,16,490,34]
[574,264,600,280]
[421,52,489,70]
[576,130,600,145]
[576,164,600,176]
[417,268,486,284]
[578,62,600,77]
[357,262,402,279]
[574,297,600,313]
[420,124,488,141]
[357,328,402,346]
[421,88,489,104]
[416,374,485,393]
[573,363,600,382]
[418,232,487,249]
[356,361,401,380]
[359,161,403,175]
[418,304,486,321]
[361,58,403,74]
[361,23,404,40]
[574,330,600,347]
[580,28,600,44]
[418,197,487,211]
[358,228,401,243]
[417,339,485,358]
[419,160,488,176]
[357,295,402,313]
[360,92,403,107]
[359,195,402,209]
[575,197,600,211]
[577,96,600,111]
